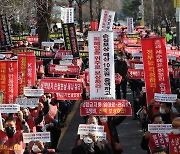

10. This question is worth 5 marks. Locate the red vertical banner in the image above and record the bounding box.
[18,52,36,95]
[141,38,171,106]
[90,21,98,31]
[0,61,18,103]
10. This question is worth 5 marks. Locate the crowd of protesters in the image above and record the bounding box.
[0,21,179,154]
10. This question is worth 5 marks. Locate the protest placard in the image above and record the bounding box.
[16,98,39,108]
[148,124,172,133]
[154,93,177,102]
[0,104,20,113]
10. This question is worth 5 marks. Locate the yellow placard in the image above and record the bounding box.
[174,0,180,8]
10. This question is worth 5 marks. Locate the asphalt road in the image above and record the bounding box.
[57,88,146,154]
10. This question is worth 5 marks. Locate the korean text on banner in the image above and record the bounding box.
[0,61,18,104]
[0,15,11,47]
[61,8,74,23]
[154,93,177,102]
[23,132,50,143]
[127,18,134,34]
[80,100,132,116]
[88,31,115,100]
[62,23,79,57]
[98,9,115,31]
[169,133,180,154]
[141,38,171,106]
[18,52,37,95]
[148,124,172,133]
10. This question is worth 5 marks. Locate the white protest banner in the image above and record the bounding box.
[142,87,146,93]
[16,98,39,108]
[80,132,106,141]
[41,42,54,47]
[78,124,104,135]
[61,55,73,60]
[23,132,51,143]
[62,8,74,23]
[148,124,172,133]
[154,93,177,102]
[0,104,20,113]
[55,65,68,71]
[134,64,144,69]
[127,18,134,34]
[24,88,44,97]
[59,59,72,65]
[88,31,115,100]
[98,9,115,31]
[54,39,64,44]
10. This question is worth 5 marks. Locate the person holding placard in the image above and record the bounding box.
[0,117,30,153]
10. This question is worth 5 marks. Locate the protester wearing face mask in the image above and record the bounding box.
[168,117,180,153]
[141,114,168,154]
[148,99,172,124]
[0,117,30,153]
[72,116,108,154]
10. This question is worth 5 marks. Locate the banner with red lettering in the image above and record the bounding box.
[98,9,115,31]
[169,133,180,154]
[39,78,83,93]
[126,59,143,69]
[55,92,82,100]
[128,69,144,79]
[0,61,18,103]
[149,133,169,153]
[18,52,36,95]
[124,47,142,54]
[141,38,171,106]
[55,50,72,59]
[88,32,115,100]
[26,35,38,44]
[48,64,80,75]
[80,100,132,116]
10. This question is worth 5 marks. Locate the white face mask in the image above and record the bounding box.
[45,47,50,51]
[32,144,41,153]
[159,107,166,114]
[100,117,108,123]
[172,129,180,135]
[83,136,93,144]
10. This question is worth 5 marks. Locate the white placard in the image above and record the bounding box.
[78,124,104,135]
[98,9,115,31]
[24,88,44,97]
[154,93,177,102]
[41,42,54,47]
[61,55,73,60]
[16,98,39,108]
[23,132,51,143]
[80,132,106,141]
[54,39,64,44]
[55,65,68,71]
[59,60,72,65]
[142,87,146,93]
[127,18,134,34]
[148,124,172,133]
[132,52,142,58]
[0,104,20,113]
[88,31,115,100]
[62,8,74,23]
[134,64,144,69]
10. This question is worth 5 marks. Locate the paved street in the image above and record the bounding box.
[57,88,146,154]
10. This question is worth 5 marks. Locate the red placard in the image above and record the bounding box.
[141,38,171,106]
[115,73,122,84]
[149,133,169,153]
[80,100,132,116]
[39,78,83,93]
[166,49,180,57]
[55,92,82,100]
[55,50,72,59]
[26,35,38,44]
[90,21,98,31]
[0,61,18,103]
[18,52,36,95]
[128,69,144,79]
[48,64,80,75]
[169,133,180,154]
[173,68,180,78]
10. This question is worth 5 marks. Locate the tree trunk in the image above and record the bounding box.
[36,0,53,47]
[98,0,101,23]
[90,0,93,21]
[69,0,73,7]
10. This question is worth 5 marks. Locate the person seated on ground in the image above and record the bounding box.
[141,114,168,154]
[147,99,172,124]
[152,147,168,154]
[0,116,30,153]
[73,116,109,154]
